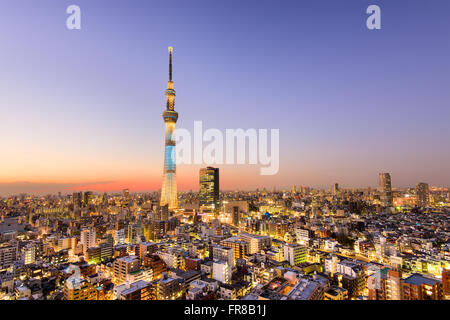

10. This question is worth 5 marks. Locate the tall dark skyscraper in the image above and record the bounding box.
[379,173,393,207]
[332,183,339,195]
[416,182,430,207]
[160,47,178,210]
[83,191,93,207]
[73,192,82,208]
[199,167,220,211]
[232,206,240,226]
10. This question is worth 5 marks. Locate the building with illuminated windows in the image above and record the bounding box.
[367,268,402,300]
[239,232,271,254]
[220,237,249,261]
[442,269,450,299]
[143,254,167,280]
[80,228,96,256]
[324,286,348,300]
[113,256,140,284]
[64,277,97,300]
[212,260,232,284]
[158,247,185,270]
[158,275,182,300]
[212,245,234,266]
[23,243,36,265]
[332,183,339,195]
[232,206,240,226]
[83,191,93,206]
[119,280,154,300]
[0,241,18,271]
[416,182,430,207]
[379,173,393,207]
[283,243,307,266]
[199,167,220,212]
[72,192,82,208]
[401,273,444,300]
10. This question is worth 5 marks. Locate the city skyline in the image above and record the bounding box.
[0,0,448,306]
[0,176,442,197]
[1,0,450,195]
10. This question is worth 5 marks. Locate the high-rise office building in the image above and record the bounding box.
[232,206,240,226]
[416,182,430,207]
[199,167,220,211]
[83,191,93,207]
[159,205,169,221]
[332,183,339,195]
[379,173,393,207]
[80,229,96,254]
[126,224,137,245]
[73,192,82,208]
[160,47,178,210]
[27,207,33,225]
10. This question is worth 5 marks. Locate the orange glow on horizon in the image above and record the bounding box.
[0,164,283,194]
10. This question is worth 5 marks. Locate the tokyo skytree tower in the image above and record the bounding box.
[160,47,178,209]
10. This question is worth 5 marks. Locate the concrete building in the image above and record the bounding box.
[283,243,307,266]
[0,241,18,270]
[212,260,232,284]
[80,229,96,254]
[239,232,271,254]
[367,268,402,300]
[113,256,140,284]
[402,273,444,300]
[212,245,234,266]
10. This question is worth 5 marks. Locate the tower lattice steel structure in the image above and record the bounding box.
[160,47,178,209]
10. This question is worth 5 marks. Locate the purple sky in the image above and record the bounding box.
[0,0,449,195]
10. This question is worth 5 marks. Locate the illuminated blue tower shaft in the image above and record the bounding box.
[160,47,178,209]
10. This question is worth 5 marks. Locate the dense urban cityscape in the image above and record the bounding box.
[0,173,449,301]
[0,47,448,301]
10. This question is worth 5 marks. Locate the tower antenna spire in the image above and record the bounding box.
[161,46,178,210]
[168,46,173,81]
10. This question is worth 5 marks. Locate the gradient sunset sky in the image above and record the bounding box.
[0,0,449,195]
